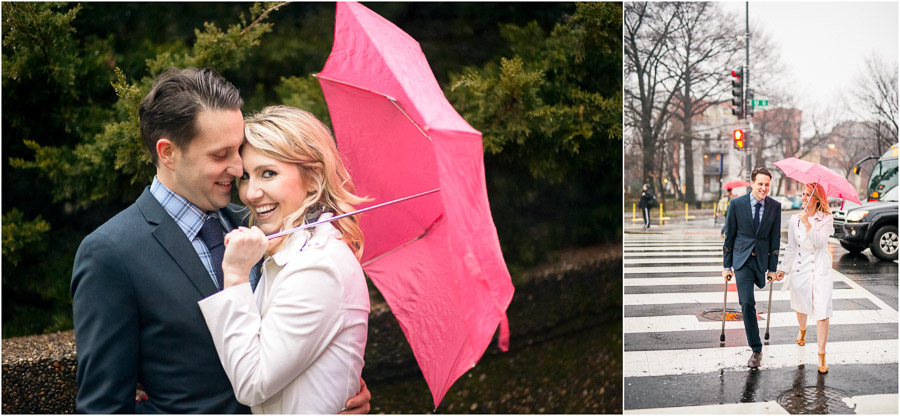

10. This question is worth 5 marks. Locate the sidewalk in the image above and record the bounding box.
[624,208,723,235]
[624,208,799,236]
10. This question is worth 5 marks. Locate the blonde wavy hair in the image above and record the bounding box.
[240,105,369,259]
[804,183,832,215]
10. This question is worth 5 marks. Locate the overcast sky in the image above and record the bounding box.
[718,1,898,129]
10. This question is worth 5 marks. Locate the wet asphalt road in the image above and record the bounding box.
[831,243,898,311]
[623,211,898,413]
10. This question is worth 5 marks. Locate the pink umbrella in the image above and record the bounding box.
[316,2,514,408]
[774,157,862,206]
[721,179,750,190]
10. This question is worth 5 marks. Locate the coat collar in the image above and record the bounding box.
[268,212,336,266]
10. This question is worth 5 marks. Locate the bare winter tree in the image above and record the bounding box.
[849,53,899,156]
[624,2,682,193]
[762,102,840,195]
[666,2,742,204]
[827,121,875,177]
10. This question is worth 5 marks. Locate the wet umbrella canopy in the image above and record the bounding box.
[721,179,750,190]
[316,2,515,408]
[774,158,862,206]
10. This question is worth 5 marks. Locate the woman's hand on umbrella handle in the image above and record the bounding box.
[775,270,786,281]
[222,226,268,289]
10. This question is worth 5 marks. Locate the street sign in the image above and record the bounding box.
[751,99,769,107]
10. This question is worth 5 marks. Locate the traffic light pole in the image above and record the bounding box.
[745,1,752,179]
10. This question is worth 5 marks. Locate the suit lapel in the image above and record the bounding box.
[136,189,219,298]
[759,196,775,233]
[742,196,755,236]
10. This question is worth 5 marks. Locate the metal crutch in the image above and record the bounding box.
[764,274,774,341]
[721,272,733,343]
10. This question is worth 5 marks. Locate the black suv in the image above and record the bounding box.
[833,189,898,261]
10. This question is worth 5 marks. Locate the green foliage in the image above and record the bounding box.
[2,2,117,148]
[2,3,83,92]
[2,209,50,267]
[2,209,75,338]
[446,2,622,265]
[274,75,332,126]
[11,3,278,210]
[3,2,280,337]
[3,2,618,337]
[449,3,622,184]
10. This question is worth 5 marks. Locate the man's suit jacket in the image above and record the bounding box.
[723,193,782,279]
[71,187,251,413]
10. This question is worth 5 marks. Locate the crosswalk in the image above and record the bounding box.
[623,227,899,413]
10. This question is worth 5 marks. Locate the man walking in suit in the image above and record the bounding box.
[71,68,370,413]
[722,167,781,369]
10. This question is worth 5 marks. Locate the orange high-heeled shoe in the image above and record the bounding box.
[796,329,806,346]
[818,353,828,374]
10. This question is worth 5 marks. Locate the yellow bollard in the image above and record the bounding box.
[633,203,636,222]
[660,203,663,224]
[713,202,718,224]
[685,203,689,222]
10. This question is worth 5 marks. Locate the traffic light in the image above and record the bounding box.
[733,129,745,150]
[731,69,744,119]
[746,88,754,119]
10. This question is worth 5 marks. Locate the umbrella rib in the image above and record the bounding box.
[433,330,471,411]
[388,98,433,142]
[314,73,433,142]
[314,73,396,100]
[361,214,445,267]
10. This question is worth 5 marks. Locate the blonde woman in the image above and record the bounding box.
[775,183,834,374]
[198,106,370,413]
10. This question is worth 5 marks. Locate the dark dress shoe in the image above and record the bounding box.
[747,351,762,368]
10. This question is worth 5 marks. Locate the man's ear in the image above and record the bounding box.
[156,139,178,170]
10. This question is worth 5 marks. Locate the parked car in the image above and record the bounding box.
[833,187,898,261]
[788,195,803,209]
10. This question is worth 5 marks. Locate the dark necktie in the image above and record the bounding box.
[198,217,226,291]
[753,202,762,232]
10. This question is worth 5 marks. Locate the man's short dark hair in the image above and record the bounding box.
[139,67,243,165]
[751,167,772,182]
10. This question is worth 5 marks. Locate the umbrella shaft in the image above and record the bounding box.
[266,188,440,239]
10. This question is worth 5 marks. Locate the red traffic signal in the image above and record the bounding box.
[733,129,745,149]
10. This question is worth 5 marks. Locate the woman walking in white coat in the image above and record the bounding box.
[198,106,370,413]
[775,183,834,374]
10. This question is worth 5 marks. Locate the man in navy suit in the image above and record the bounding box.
[71,68,370,413]
[722,167,781,369]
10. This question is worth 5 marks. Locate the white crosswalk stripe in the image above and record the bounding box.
[623,226,899,414]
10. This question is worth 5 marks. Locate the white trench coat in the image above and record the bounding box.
[199,217,369,413]
[779,211,834,321]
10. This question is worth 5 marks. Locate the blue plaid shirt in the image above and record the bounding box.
[150,177,260,290]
